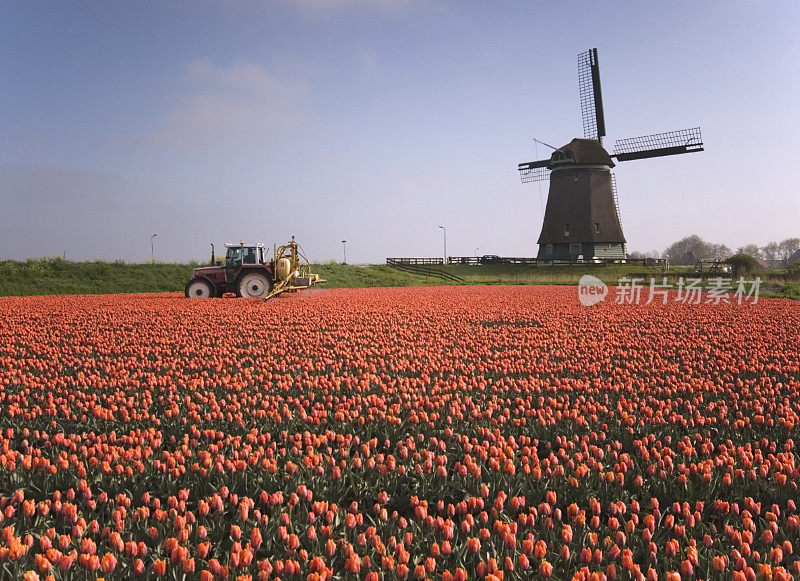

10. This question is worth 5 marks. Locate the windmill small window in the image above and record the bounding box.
[595,223,601,234]
[564,223,570,237]
[551,150,574,166]
[545,244,553,256]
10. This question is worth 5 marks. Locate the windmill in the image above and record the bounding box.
[518,49,703,260]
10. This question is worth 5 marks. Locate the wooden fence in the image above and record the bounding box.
[387,256,672,267]
[386,257,444,266]
[385,258,463,282]
[443,256,669,267]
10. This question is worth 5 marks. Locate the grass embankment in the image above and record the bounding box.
[440,263,665,285]
[1,257,798,298]
[0,258,438,297]
[0,259,193,296]
[306,263,433,288]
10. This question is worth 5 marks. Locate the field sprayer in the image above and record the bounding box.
[185,237,324,299]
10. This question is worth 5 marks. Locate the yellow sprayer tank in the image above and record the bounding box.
[276,257,292,281]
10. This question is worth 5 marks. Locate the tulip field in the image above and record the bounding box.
[1,286,800,581]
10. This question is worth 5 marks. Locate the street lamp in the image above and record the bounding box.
[474,247,480,257]
[341,240,347,265]
[150,233,158,263]
[438,225,447,264]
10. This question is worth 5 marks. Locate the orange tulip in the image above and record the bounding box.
[153,559,167,577]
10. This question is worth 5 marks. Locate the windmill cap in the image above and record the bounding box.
[551,138,615,169]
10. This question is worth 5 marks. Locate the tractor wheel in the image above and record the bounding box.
[185,278,214,298]
[237,272,272,298]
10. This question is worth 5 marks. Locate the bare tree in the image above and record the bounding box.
[664,235,712,264]
[736,244,762,259]
[762,242,780,263]
[778,237,800,261]
[628,249,661,259]
[709,243,732,260]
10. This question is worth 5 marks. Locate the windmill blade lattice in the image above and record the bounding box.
[614,127,703,161]
[518,158,551,183]
[578,49,606,141]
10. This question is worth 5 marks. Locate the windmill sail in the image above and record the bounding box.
[614,127,703,162]
[578,49,606,141]
[518,159,551,183]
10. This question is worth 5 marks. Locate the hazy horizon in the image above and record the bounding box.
[3,2,799,263]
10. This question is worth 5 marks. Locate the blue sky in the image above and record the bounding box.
[2,1,799,262]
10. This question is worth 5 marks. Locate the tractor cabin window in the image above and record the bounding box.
[227,247,243,268]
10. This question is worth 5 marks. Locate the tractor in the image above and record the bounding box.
[185,237,325,299]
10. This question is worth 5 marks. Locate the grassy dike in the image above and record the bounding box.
[0,258,439,296]
[0,256,797,298]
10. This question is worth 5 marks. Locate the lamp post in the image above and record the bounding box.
[474,247,480,257]
[438,225,447,265]
[151,233,158,263]
[342,240,347,265]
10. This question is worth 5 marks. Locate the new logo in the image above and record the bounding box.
[578,275,608,306]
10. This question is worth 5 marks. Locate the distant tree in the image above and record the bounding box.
[736,244,762,260]
[627,250,660,259]
[762,242,780,263]
[709,243,732,260]
[727,253,762,277]
[778,237,800,261]
[664,235,712,265]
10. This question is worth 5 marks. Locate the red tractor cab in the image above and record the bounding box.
[185,242,274,298]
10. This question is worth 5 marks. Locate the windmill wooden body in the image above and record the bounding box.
[519,49,703,260]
